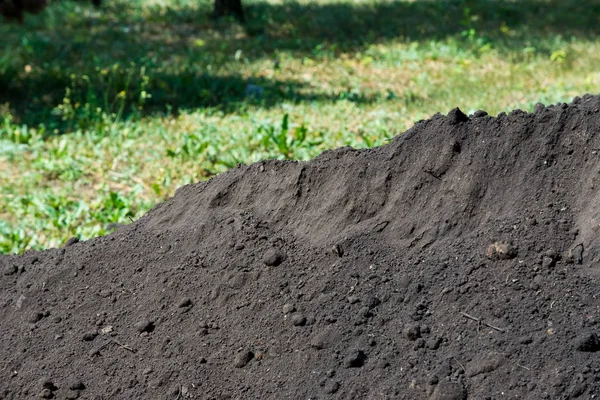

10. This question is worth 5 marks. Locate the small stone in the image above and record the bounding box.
[325,381,340,394]
[486,242,517,260]
[357,307,371,318]
[447,107,469,124]
[310,328,340,350]
[65,237,79,247]
[377,360,390,369]
[466,353,504,377]
[364,296,381,309]
[282,303,296,314]
[38,378,57,391]
[518,336,533,345]
[430,379,467,400]
[529,218,537,225]
[434,361,453,379]
[542,256,555,269]
[99,326,113,335]
[332,244,344,257]
[28,311,45,323]
[135,320,154,333]
[168,386,180,397]
[263,248,284,266]
[65,391,80,400]
[570,245,584,265]
[142,368,153,375]
[82,331,98,341]
[403,324,421,341]
[3,264,18,276]
[427,337,442,350]
[343,349,366,368]
[38,389,54,399]
[473,110,488,118]
[291,313,307,326]
[234,350,254,368]
[544,249,558,259]
[414,338,426,349]
[347,295,360,304]
[177,297,192,308]
[326,370,335,378]
[529,276,541,290]
[68,380,85,391]
[576,333,600,352]
[570,383,586,397]
[534,103,545,113]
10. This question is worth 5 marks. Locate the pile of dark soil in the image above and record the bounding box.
[2,95,600,400]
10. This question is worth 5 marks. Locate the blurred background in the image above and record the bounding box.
[1,0,599,253]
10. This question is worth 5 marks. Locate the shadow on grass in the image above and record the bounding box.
[0,0,597,130]
[245,0,599,51]
[0,64,371,132]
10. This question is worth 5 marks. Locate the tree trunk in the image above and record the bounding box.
[0,0,47,22]
[214,0,244,22]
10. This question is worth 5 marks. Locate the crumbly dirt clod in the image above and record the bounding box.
[2,95,600,399]
[486,241,517,260]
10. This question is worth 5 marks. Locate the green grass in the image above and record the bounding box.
[1,0,599,253]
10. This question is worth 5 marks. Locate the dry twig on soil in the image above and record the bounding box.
[460,312,505,333]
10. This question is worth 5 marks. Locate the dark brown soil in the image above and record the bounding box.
[2,95,600,400]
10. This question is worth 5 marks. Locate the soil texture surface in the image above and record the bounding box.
[2,95,600,400]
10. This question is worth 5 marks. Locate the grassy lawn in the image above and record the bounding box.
[1,0,599,254]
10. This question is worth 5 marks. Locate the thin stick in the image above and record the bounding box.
[461,312,506,333]
[461,312,480,322]
[517,364,531,371]
[112,340,136,353]
[92,341,113,354]
[424,169,442,180]
[484,323,505,333]
[451,357,466,373]
[92,339,136,355]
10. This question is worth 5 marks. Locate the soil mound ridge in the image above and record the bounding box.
[1,94,600,399]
